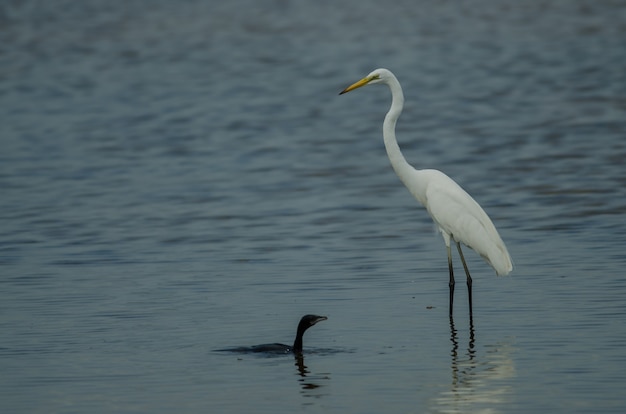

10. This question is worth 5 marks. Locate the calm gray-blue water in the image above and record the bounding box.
[2,0,625,412]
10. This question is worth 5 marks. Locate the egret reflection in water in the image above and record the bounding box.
[431,316,516,413]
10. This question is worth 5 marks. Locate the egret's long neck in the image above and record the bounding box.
[383,76,415,184]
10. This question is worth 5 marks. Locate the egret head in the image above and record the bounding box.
[339,68,391,94]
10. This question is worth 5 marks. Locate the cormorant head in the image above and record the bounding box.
[298,314,327,332]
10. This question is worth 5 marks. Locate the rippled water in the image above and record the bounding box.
[2,1,626,413]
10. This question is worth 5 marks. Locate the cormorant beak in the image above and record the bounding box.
[312,316,328,325]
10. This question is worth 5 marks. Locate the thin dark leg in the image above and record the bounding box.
[456,242,473,317]
[447,244,455,317]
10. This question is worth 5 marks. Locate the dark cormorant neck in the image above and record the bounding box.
[292,324,307,352]
[291,315,326,353]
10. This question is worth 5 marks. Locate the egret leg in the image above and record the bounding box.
[456,242,473,316]
[447,243,455,317]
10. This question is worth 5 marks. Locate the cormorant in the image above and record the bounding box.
[216,314,327,354]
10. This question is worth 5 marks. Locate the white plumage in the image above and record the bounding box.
[340,68,512,315]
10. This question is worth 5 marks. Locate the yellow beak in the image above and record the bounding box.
[339,76,372,95]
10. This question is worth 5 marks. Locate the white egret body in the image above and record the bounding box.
[340,68,512,316]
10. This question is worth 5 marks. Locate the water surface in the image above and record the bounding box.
[1,1,626,413]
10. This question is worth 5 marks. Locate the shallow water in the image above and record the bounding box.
[2,0,626,413]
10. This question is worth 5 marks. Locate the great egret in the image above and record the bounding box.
[340,68,512,316]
